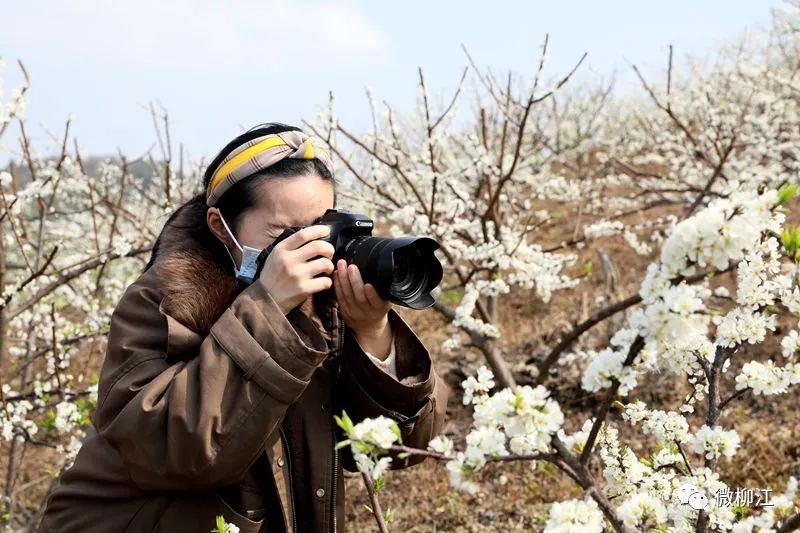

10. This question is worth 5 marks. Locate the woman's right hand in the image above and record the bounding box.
[259,225,336,315]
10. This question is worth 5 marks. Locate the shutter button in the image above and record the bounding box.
[277,457,285,467]
[316,488,326,498]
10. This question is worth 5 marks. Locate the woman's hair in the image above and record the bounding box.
[144,122,337,271]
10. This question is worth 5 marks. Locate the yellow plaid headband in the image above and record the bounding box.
[206,130,334,206]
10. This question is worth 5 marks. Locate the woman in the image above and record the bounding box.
[39,123,451,533]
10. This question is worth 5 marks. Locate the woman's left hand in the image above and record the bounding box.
[333,259,392,336]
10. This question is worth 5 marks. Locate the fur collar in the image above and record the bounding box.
[147,200,241,336]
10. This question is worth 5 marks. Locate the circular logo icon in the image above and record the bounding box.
[673,484,709,511]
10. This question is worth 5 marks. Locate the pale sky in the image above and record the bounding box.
[0,0,784,167]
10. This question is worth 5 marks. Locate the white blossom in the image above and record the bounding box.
[350,416,400,450]
[617,492,668,530]
[461,365,495,405]
[735,360,800,395]
[689,425,741,460]
[544,498,605,532]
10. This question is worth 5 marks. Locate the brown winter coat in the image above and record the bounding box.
[38,206,451,533]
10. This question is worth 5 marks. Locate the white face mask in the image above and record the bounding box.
[219,214,262,284]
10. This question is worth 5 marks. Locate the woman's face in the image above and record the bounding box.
[208,172,335,265]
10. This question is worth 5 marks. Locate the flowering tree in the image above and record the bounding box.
[327,5,800,532]
[0,58,200,527]
[307,6,800,391]
[306,36,608,389]
[338,184,800,532]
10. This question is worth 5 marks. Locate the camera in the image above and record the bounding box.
[253,209,443,310]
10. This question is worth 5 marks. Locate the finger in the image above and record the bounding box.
[306,275,333,295]
[294,239,335,262]
[334,258,345,275]
[277,225,330,252]
[348,264,369,305]
[302,257,335,278]
[338,260,357,305]
[335,258,347,278]
[333,263,348,312]
[363,283,385,308]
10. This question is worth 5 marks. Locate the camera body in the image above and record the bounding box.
[253,208,442,310]
[254,208,374,277]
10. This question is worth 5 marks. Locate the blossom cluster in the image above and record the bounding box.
[426,366,565,494]
[583,186,788,398]
[544,498,605,532]
[336,413,401,484]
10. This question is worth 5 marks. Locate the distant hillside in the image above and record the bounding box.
[2,155,162,187]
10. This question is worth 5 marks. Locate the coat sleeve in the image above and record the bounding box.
[93,272,330,491]
[335,307,451,472]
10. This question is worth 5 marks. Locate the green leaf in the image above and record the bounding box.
[514,392,524,410]
[779,183,798,205]
[211,515,227,533]
[353,441,373,455]
[334,411,355,435]
[75,397,96,427]
[442,287,465,306]
[781,227,798,254]
[38,410,57,434]
[732,504,749,520]
[667,442,679,455]
[335,439,352,450]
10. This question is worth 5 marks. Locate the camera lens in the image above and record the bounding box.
[392,250,411,285]
[391,247,428,300]
[340,235,442,310]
